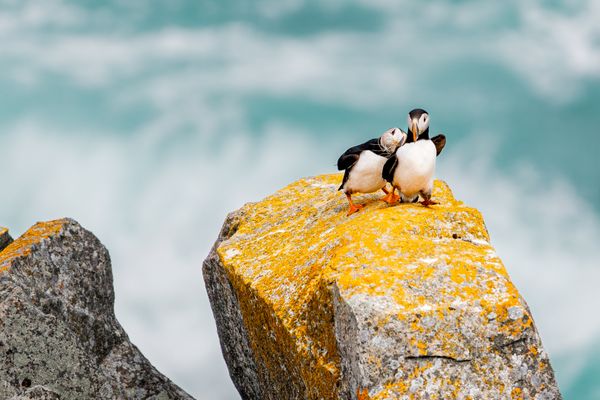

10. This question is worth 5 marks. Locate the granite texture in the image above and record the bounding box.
[203,174,562,400]
[0,219,193,400]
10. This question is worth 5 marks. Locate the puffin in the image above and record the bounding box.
[338,127,407,216]
[382,108,444,206]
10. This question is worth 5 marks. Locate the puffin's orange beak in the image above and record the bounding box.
[411,119,419,142]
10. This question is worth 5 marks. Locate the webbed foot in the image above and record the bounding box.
[347,203,365,216]
[381,187,399,204]
[420,199,438,207]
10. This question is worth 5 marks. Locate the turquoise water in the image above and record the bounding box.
[0,1,598,398]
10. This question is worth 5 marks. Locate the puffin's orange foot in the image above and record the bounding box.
[420,199,438,207]
[381,191,399,204]
[347,203,365,216]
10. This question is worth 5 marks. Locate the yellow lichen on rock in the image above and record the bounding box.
[0,220,65,274]
[0,226,11,253]
[205,174,561,400]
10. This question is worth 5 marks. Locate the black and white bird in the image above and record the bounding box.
[338,128,407,215]
[382,108,445,206]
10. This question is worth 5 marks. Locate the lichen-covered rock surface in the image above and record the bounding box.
[204,174,561,400]
[0,219,193,400]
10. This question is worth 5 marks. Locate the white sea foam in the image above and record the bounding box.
[1,1,599,398]
[1,123,599,398]
[2,0,598,106]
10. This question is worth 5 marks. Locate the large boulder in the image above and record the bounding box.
[0,219,193,400]
[204,174,562,400]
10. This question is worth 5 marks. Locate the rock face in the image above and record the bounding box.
[204,174,562,400]
[0,226,11,252]
[0,219,193,400]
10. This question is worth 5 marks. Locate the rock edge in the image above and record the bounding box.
[0,219,194,400]
[204,174,562,400]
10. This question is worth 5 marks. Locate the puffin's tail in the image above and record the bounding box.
[335,163,343,192]
[338,169,350,191]
[431,134,446,156]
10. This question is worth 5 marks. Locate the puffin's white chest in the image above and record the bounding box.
[345,150,387,194]
[393,140,436,196]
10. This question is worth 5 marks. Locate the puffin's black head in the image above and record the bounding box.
[406,108,430,143]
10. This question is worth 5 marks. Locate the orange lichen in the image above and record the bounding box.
[511,387,524,399]
[529,345,539,356]
[217,174,534,399]
[357,388,372,400]
[0,219,66,274]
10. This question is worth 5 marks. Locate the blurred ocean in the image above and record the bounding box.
[0,1,599,398]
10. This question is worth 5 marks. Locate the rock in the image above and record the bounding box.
[9,386,61,400]
[0,226,12,252]
[0,219,194,400]
[203,174,562,400]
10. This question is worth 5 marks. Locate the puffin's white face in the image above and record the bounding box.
[380,127,407,152]
[407,112,430,141]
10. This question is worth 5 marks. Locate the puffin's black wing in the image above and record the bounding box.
[337,138,381,170]
[337,153,359,190]
[337,138,381,190]
[338,168,353,191]
[431,134,446,156]
[382,154,398,183]
[337,153,360,171]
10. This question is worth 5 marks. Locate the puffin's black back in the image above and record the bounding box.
[337,138,388,170]
[337,138,393,191]
[382,155,398,183]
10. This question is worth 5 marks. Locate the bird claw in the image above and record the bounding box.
[420,199,438,207]
[381,192,399,204]
[346,203,365,216]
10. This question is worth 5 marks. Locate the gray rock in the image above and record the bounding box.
[9,386,61,400]
[0,219,194,400]
[203,210,261,400]
[0,226,11,252]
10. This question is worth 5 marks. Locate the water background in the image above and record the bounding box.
[1,1,599,398]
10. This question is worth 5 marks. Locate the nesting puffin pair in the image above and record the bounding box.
[338,108,446,216]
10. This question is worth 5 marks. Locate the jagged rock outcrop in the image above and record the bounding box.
[0,226,11,252]
[204,174,562,400]
[0,219,193,400]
